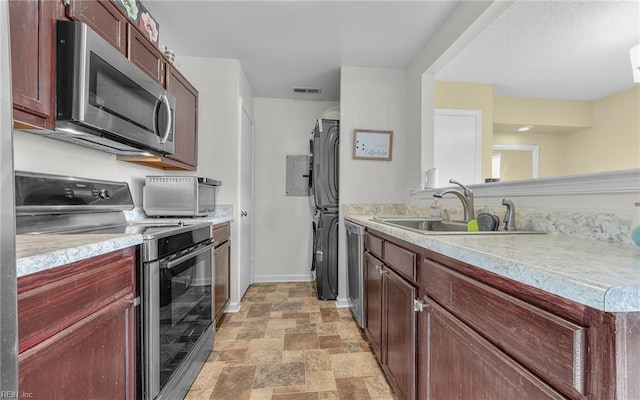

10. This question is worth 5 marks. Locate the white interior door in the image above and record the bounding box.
[434,109,482,186]
[238,101,254,301]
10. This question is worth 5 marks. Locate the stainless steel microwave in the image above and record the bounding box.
[48,20,175,155]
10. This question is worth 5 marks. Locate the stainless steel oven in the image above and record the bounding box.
[142,224,215,400]
[15,171,215,400]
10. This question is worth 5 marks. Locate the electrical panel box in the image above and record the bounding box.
[286,155,311,196]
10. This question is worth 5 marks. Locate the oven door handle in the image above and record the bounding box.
[161,242,214,270]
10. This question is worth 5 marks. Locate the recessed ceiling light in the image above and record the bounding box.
[517,125,533,132]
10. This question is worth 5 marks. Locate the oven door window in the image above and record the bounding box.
[159,243,213,387]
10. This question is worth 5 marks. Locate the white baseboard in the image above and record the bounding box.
[224,303,241,313]
[253,274,314,283]
[335,297,349,308]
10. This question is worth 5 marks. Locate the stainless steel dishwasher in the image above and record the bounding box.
[345,220,366,328]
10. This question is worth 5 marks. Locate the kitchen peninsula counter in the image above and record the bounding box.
[347,214,640,312]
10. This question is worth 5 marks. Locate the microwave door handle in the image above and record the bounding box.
[159,94,172,144]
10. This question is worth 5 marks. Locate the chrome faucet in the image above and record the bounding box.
[433,179,475,222]
[501,198,516,231]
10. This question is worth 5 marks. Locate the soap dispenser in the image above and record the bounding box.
[429,199,442,219]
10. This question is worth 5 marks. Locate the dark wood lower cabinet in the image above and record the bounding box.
[213,223,231,326]
[424,299,565,400]
[384,268,416,400]
[19,297,136,400]
[17,248,137,400]
[363,228,640,400]
[364,232,418,400]
[364,251,384,360]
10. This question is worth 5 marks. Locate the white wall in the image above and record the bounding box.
[340,66,409,205]
[13,131,157,204]
[253,98,339,281]
[178,56,245,203]
[170,56,254,309]
[407,1,510,190]
[338,66,409,303]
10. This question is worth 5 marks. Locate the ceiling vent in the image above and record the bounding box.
[293,87,322,95]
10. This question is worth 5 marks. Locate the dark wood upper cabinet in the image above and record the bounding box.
[9,0,56,130]
[165,65,198,168]
[66,0,128,55]
[128,25,165,86]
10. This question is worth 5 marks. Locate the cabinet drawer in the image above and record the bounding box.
[214,222,231,244]
[424,259,587,397]
[18,248,135,353]
[365,233,383,259]
[383,241,416,282]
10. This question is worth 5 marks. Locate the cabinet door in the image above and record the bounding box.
[9,0,56,129]
[128,25,165,85]
[19,296,136,400]
[214,240,231,325]
[166,65,198,168]
[424,299,565,400]
[364,252,384,360]
[385,268,416,400]
[66,0,128,55]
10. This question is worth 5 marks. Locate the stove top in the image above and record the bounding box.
[69,221,212,240]
[14,171,214,240]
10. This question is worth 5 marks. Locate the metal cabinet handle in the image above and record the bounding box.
[162,243,214,270]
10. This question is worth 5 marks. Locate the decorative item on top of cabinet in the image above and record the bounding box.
[18,247,137,400]
[364,230,419,400]
[213,222,231,326]
[8,0,57,130]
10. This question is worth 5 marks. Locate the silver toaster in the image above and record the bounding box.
[143,176,222,217]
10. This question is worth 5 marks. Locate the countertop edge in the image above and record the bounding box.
[17,234,143,278]
[345,215,640,313]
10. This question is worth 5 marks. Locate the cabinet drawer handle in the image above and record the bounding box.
[130,297,141,307]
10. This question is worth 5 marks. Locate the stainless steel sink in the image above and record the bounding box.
[371,216,545,235]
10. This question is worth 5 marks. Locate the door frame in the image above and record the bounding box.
[234,98,254,308]
[434,108,482,185]
[492,143,539,179]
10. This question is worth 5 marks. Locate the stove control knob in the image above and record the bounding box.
[98,189,112,199]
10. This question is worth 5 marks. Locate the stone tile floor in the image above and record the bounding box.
[185,282,397,400]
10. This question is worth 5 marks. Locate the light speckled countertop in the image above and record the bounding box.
[16,213,234,278]
[16,234,143,277]
[347,215,640,313]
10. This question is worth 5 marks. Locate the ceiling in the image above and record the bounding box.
[144,1,460,101]
[145,1,640,102]
[436,0,640,101]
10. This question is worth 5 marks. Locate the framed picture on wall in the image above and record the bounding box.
[353,129,393,161]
